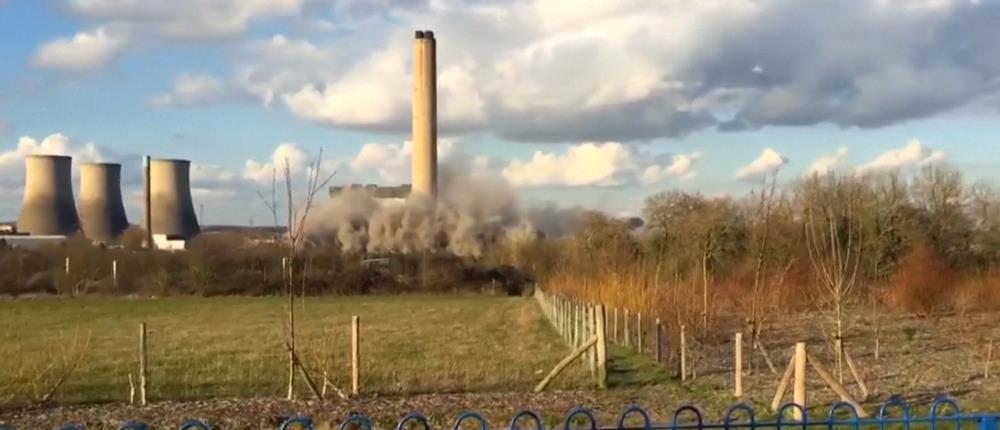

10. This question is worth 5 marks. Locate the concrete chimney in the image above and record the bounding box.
[17,155,80,236]
[412,30,438,198]
[78,162,129,242]
[146,158,200,239]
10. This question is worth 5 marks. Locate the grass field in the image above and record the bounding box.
[0,295,623,406]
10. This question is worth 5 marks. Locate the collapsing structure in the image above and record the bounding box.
[16,155,80,236]
[78,162,129,242]
[147,158,200,240]
[412,30,438,198]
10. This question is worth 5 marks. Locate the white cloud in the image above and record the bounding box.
[243,142,310,183]
[350,141,412,184]
[151,73,253,107]
[32,27,127,72]
[735,148,789,181]
[640,152,702,184]
[856,139,946,174]
[503,142,637,187]
[68,0,306,40]
[807,147,849,176]
[500,142,699,188]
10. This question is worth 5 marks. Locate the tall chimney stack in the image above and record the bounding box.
[412,30,438,198]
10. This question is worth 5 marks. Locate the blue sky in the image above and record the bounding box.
[1,0,999,225]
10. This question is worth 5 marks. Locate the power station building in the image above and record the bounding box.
[6,154,201,249]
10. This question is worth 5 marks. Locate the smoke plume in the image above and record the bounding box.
[304,166,581,257]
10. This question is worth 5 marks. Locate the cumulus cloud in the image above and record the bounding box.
[32,27,127,72]
[151,73,255,107]
[856,139,946,174]
[501,142,700,187]
[243,143,310,183]
[735,148,789,181]
[100,0,1000,142]
[67,0,306,40]
[807,147,849,176]
[640,152,702,184]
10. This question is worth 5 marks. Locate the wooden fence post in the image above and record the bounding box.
[139,322,147,406]
[793,342,807,420]
[588,306,596,374]
[351,316,360,396]
[637,312,643,354]
[655,318,662,362]
[613,307,619,344]
[113,259,119,288]
[596,304,608,389]
[624,309,631,348]
[680,324,687,381]
[65,257,70,275]
[735,332,743,397]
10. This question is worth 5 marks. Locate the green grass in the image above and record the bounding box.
[0,295,594,405]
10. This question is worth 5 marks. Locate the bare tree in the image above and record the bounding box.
[801,174,864,382]
[257,150,335,400]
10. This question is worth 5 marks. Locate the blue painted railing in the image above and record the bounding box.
[4,397,998,430]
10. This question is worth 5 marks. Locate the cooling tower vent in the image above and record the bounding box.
[78,162,129,242]
[146,158,200,240]
[16,155,80,236]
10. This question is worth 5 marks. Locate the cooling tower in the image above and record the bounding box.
[16,155,80,235]
[147,158,200,239]
[78,162,129,242]
[412,30,438,198]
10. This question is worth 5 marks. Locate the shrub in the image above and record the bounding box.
[887,241,956,315]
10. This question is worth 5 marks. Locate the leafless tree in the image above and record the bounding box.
[802,174,864,382]
[257,150,335,400]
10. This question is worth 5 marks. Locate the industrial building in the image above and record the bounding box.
[4,154,202,249]
[329,184,412,199]
[78,162,129,242]
[16,155,80,236]
[412,30,438,198]
[146,158,200,241]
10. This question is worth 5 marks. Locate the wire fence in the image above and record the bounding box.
[5,397,997,430]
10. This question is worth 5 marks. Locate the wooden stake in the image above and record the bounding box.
[139,323,147,406]
[874,324,881,361]
[756,340,778,375]
[793,342,806,421]
[624,309,631,348]
[771,353,796,411]
[65,257,69,275]
[807,352,867,417]
[680,324,687,381]
[587,306,597,372]
[637,312,643,354]
[595,305,608,389]
[351,315,360,396]
[127,373,135,405]
[985,338,994,379]
[843,347,869,400]
[655,318,662,362]
[613,307,619,344]
[113,260,119,288]
[735,332,743,397]
[534,337,598,393]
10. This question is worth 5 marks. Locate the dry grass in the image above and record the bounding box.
[0,295,592,406]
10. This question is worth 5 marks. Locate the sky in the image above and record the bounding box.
[1,0,999,225]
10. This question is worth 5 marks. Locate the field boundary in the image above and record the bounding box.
[12,397,998,430]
